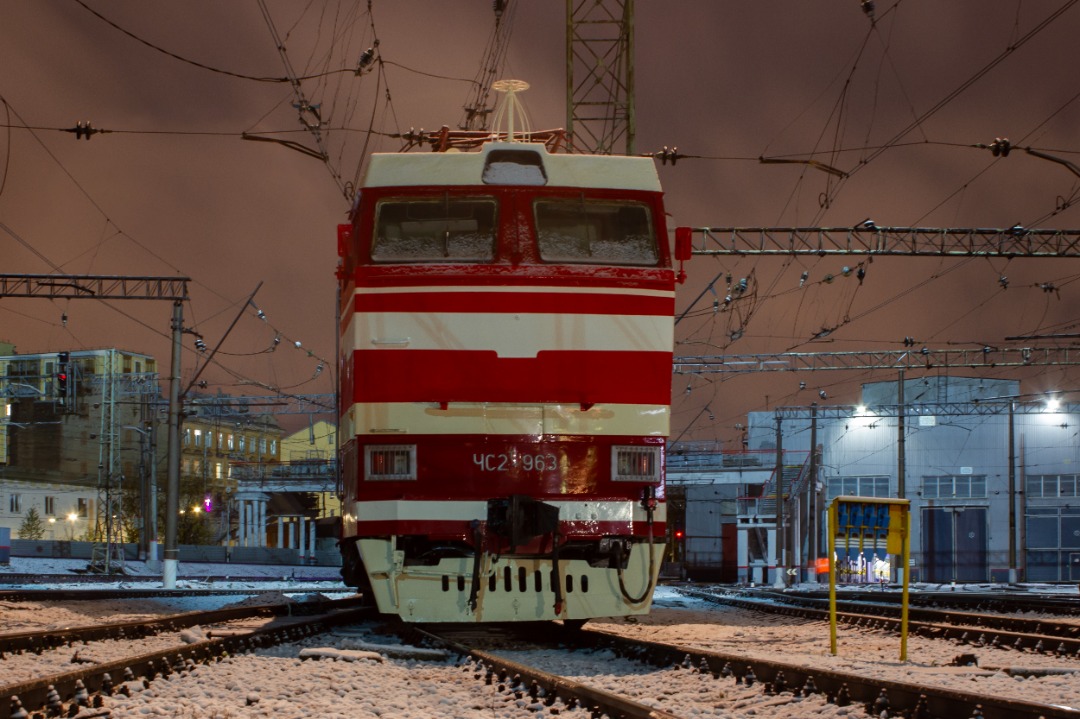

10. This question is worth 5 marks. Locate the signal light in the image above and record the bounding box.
[56,352,70,401]
[674,530,684,540]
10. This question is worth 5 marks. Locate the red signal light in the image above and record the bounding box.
[674,530,684,540]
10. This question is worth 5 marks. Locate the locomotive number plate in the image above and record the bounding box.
[472,452,557,473]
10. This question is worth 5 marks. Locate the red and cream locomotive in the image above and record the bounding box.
[336,93,676,622]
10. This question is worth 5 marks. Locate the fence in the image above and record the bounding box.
[9,539,342,567]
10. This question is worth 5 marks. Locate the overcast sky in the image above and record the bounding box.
[2,1,1079,446]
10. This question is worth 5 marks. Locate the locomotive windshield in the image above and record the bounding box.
[373,196,497,262]
[534,199,658,266]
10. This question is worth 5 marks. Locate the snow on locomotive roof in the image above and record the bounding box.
[361,141,662,192]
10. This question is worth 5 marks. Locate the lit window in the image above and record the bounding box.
[239,436,246,452]
[194,429,202,447]
[227,434,234,450]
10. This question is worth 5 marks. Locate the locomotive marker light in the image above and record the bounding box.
[827,496,911,660]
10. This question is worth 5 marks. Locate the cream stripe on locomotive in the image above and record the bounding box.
[341,401,670,438]
[347,312,672,358]
[352,285,675,298]
[352,498,667,525]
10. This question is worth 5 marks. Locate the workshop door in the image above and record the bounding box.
[921,507,988,583]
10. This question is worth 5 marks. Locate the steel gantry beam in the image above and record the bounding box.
[772,399,1064,420]
[0,274,189,300]
[673,346,1080,374]
[681,226,1080,257]
[188,393,335,414]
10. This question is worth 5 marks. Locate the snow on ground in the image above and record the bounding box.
[101,629,599,719]
[3,569,1080,717]
[0,556,342,580]
[586,587,1080,710]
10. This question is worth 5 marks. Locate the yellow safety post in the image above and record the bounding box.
[900,505,911,661]
[828,499,838,655]
[827,496,910,661]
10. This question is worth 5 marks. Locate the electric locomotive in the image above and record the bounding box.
[336,113,677,623]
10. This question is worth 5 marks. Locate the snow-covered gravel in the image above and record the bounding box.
[491,644,872,718]
[3,563,1079,717]
[590,588,1080,710]
[101,631,598,719]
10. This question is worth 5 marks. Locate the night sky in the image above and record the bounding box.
[2,1,1079,445]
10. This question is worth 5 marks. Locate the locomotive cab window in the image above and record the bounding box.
[373,196,497,262]
[534,199,658,266]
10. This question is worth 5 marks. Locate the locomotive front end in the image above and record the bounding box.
[337,137,674,622]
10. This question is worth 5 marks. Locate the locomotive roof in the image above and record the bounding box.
[360,141,662,192]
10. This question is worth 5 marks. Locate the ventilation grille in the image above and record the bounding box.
[364,444,417,481]
[612,445,661,483]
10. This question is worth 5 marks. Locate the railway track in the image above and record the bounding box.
[680,586,1080,659]
[406,622,1080,719]
[0,597,374,719]
[5,594,1079,719]
[0,594,365,656]
[0,585,351,602]
[782,586,1080,615]
[0,572,341,586]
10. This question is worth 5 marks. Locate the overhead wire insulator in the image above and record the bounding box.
[66,121,109,140]
[989,137,1012,157]
[354,47,375,75]
[655,146,681,165]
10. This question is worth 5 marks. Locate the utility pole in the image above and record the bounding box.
[773,416,785,588]
[1008,400,1017,583]
[164,300,183,589]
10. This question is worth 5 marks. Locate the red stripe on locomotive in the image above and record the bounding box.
[351,349,672,405]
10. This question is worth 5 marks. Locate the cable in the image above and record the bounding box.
[74,0,289,83]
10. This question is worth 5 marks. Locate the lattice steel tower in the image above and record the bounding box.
[566,0,635,155]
